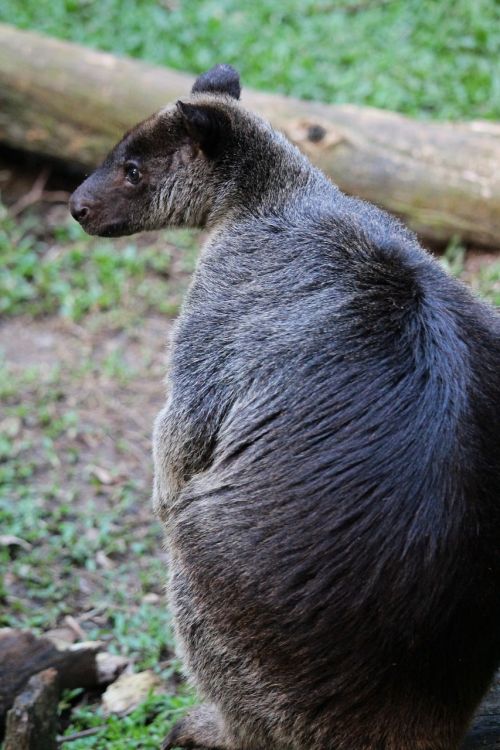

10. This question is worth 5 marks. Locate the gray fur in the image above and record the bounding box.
[70,66,500,750]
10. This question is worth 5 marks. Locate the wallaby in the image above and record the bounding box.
[70,65,500,750]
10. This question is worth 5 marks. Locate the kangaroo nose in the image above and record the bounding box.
[70,200,89,222]
[69,192,92,223]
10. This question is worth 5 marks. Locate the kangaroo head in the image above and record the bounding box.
[69,64,244,236]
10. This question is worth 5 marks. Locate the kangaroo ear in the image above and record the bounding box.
[176,101,232,157]
[191,64,241,100]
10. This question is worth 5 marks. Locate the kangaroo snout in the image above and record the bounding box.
[69,188,92,223]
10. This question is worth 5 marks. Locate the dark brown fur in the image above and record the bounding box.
[70,65,500,750]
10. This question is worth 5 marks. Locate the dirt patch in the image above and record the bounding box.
[0,311,171,491]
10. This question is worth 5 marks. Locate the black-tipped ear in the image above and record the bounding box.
[176,100,232,157]
[191,64,241,100]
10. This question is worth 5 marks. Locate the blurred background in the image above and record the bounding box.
[0,1,499,747]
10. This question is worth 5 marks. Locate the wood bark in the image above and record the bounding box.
[4,669,59,750]
[0,629,101,734]
[0,23,499,248]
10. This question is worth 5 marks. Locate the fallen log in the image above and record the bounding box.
[0,629,101,725]
[4,669,59,750]
[0,629,128,737]
[0,24,499,249]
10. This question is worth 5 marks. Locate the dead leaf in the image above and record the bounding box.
[96,550,114,569]
[44,626,78,647]
[0,535,32,551]
[96,652,130,684]
[142,592,160,604]
[64,615,87,641]
[102,671,164,715]
[88,465,116,485]
[0,416,21,437]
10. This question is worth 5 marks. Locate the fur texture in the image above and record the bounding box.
[70,65,500,750]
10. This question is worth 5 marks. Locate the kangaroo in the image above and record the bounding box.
[70,65,500,750]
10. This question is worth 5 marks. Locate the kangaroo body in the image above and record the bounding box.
[70,65,500,750]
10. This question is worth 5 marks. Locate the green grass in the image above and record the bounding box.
[2,0,500,120]
[1,203,498,326]
[0,361,154,632]
[440,239,500,307]
[61,691,196,749]
[0,204,201,320]
[0,356,188,746]
[0,201,199,745]
[472,262,500,307]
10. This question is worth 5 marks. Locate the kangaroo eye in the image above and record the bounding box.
[125,163,141,185]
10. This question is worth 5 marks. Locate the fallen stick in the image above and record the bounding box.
[57,726,106,744]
